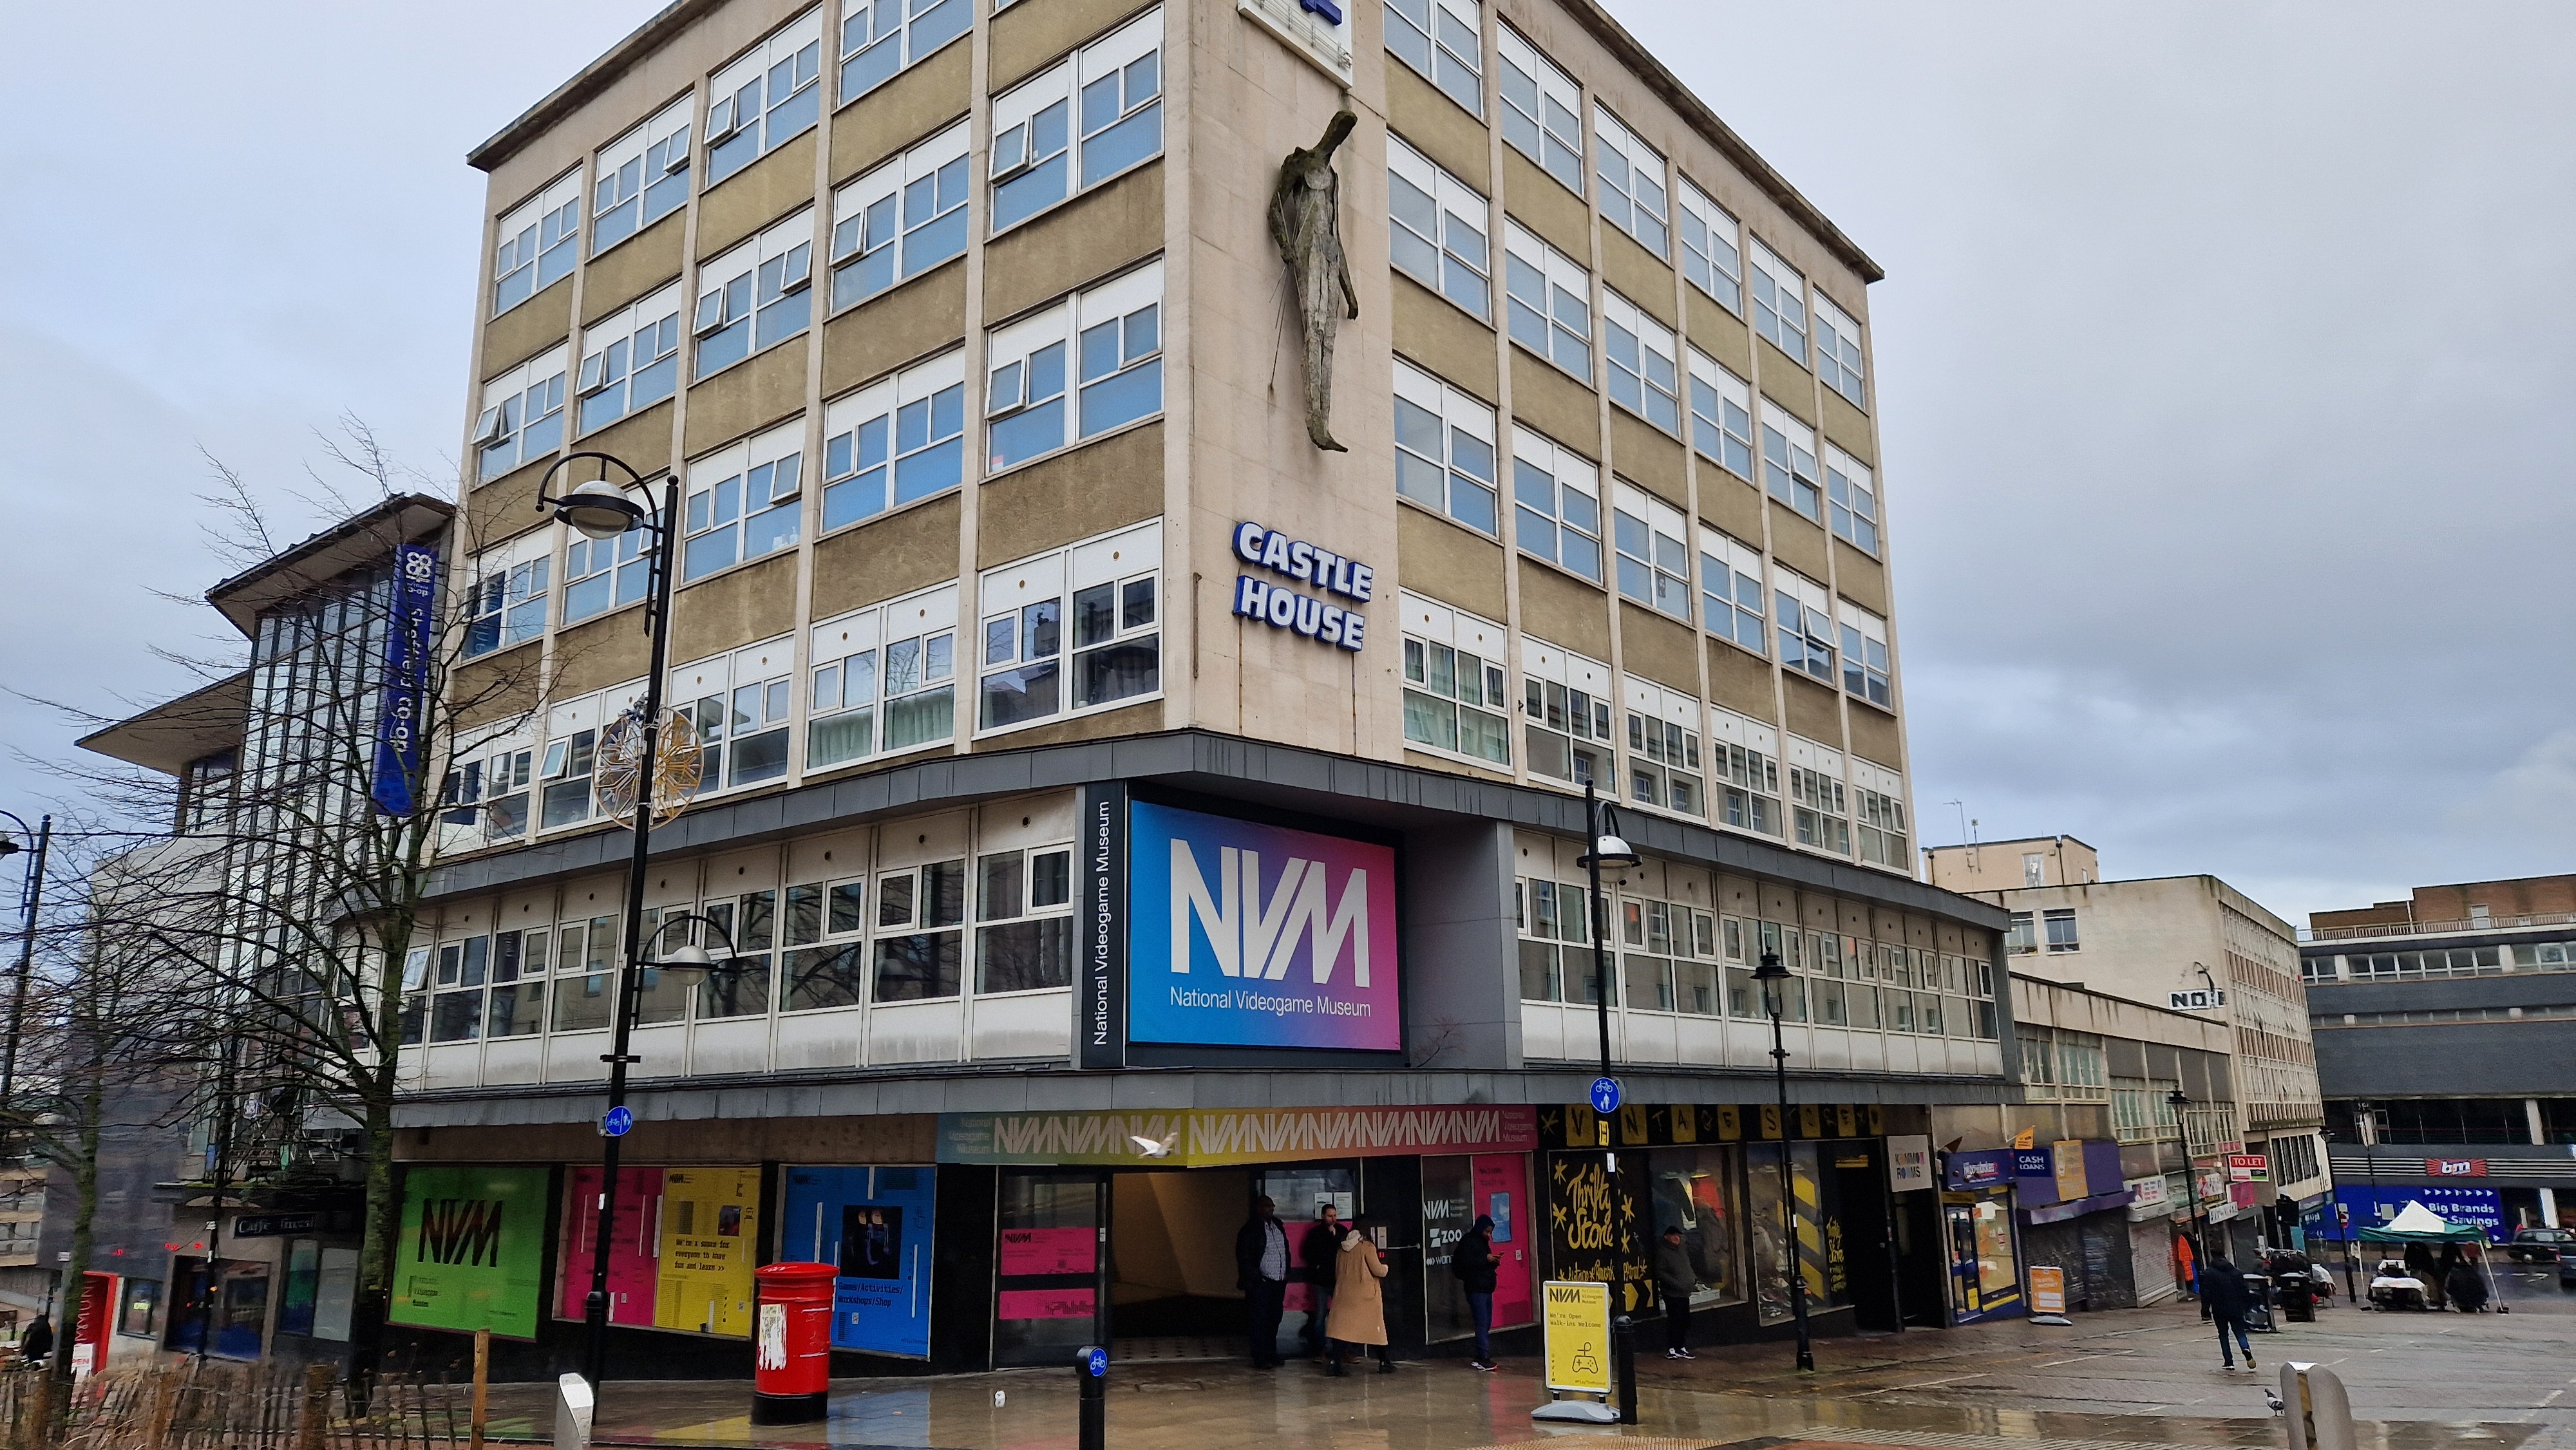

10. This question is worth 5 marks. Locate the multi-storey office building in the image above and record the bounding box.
[2302,872,2576,1237]
[410,0,2012,1372]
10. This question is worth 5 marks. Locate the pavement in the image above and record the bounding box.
[478,1263,2576,1450]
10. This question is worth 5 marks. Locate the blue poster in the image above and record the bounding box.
[2311,1185,2505,1242]
[370,542,439,816]
[779,1165,935,1357]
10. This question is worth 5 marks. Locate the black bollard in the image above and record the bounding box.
[1076,1344,1108,1450]
[1610,1313,1638,1424]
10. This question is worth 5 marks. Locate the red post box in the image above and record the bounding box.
[752,1262,838,1424]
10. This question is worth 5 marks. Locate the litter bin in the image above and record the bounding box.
[2242,1274,2277,1333]
[753,1263,838,1424]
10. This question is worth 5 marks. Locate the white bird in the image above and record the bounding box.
[1130,1131,1180,1159]
[2264,1388,2284,1416]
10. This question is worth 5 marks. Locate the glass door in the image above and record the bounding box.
[993,1171,1105,1366]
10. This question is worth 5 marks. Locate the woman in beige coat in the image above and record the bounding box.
[1325,1219,1394,1375]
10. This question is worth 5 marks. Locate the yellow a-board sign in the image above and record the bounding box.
[1542,1280,1612,1395]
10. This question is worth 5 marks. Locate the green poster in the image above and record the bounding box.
[390,1165,548,1338]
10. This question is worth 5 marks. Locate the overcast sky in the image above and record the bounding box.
[3,2,2570,927]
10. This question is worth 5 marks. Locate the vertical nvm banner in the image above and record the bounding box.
[390,1165,547,1338]
[1075,783,1128,1069]
[1126,802,1400,1051]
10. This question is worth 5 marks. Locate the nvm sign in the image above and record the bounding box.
[416,1198,507,1268]
[1127,802,1401,1052]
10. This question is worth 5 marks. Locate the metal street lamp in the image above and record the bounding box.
[0,811,51,1156]
[1752,949,1813,1371]
[1575,780,1640,1422]
[2169,1087,2213,1315]
[538,453,681,1391]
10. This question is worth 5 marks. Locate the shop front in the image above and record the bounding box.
[1940,1149,2022,1323]
[2009,1140,2136,1312]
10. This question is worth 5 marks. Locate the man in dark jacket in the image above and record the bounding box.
[1450,1214,1501,1370]
[1653,1225,1697,1359]
[17,1314,50,1370]
[1233,1196,1292,1368]
[2201,1256,2255,1370]
[1299,1205,1344,1357]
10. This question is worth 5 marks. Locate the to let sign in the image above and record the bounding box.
[2427,1158,2488,1178]
[2227,1153,2269,1183]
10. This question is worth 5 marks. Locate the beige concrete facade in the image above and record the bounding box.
[1923,834,2099,894]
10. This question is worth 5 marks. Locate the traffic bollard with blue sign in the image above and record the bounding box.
[1076,1346,1107,1450]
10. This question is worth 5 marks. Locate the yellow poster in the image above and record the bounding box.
[1542,1281,1611,1395]
[655,1167,759,1337]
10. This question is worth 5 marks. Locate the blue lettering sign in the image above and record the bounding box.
[370,543,439,816]
[1230,522,1369,652]
[1300,0,1345,23]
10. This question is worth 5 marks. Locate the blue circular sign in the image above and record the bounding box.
[601,1106,634,1137]
[1084,1347,1108,1378]
[1590,1077,1622,1115]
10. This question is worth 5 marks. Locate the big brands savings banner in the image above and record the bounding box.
[390,1165,548,1338]
[938,1106,1535,1167]
[1124,802,1401,1051]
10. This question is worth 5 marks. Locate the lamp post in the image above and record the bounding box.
[2169,1088,2212,1312]
[0,811,53,1146]
[1752,950,1813,1371]
[2353,1098,2380,1304]
[536,455,682,1390]
[1574,780,1640,1422]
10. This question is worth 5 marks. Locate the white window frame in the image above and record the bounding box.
[973,840,1079,994]
[560,483,655,626]
[1749,236,1808,363]
[1601,290,1678,434]
[670,636,799,795]
[985,260,1164,472]
[837,0,972,106]
[1508,426,1601,585]
[494,171,582,316]
[1814,291,1866,406]
[1698,527,1765,656]
[974,519,1164,738]
[1495,24,1583,196]
[1519,636,1614,790]
[1785,736,1850,857]
[706,10,826,188]
[474,346,570,482]
[1709,704,1781,838]
[1759,404,1821,522]
[1774,567,1835,684]
[591,96,694,256]
[1387,135,1491,321]
[1503,221,1592,380]
[576,283,683,435]
[990,10,1164,235]
[1676,176,1741,314]
[1824,443,1878,556]
[1837,599,1891,710]
[1622,675,1703,820]
[693,210,815,380]
[440,728,535,848]
[681,419,808,584]
[536,679,647,833]
[1611,482,1689,620]
[1687,350,1754,480]
[1392,359,1500,535]
[1399,593,1511,768]
[829,120,972,312]
[1852,758,1908,871]
[1384,0,1481,116]
[821,348,967,531]
[1592,106,1667,257]
[808,581,960,766]
[463,532,551,661]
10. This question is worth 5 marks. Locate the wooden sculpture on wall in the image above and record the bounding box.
[1269,109,1361,452]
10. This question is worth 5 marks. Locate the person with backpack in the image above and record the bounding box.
[2200,1256,2255,1371]
[1450,1214,1501,1370]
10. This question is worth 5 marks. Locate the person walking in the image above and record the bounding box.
[1450,1214,1501,1370]
[1233,1196,1293,1369]
[1300,1204,1345,1358]
[1653,1225,1697,1359]
[2446,1254,2490,1313]
[2201,1255,2255,1371]
[17,1313,50,1371]
[1325,1218,1393,1375]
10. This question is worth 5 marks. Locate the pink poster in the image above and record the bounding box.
[998,1227,1096,1276]
[558,1166,661,1326]
[998,1287,1096,1321]
[1472,1154,1535,1330]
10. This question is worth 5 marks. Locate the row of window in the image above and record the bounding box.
[1379,1,1866,410]
[2005,908,2081,954]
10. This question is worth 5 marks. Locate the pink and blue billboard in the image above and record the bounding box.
[1125,802,1401,1052]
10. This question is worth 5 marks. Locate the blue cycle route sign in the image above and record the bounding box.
[1084,1347,1108,1378]
[1590,1077,1622,1115]
[601,1106,634,1138]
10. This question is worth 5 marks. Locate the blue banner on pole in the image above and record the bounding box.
[371,542,439,816]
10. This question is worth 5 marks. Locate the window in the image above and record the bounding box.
[1837,600,1891,708]
[807,583,958,766]
[561,489,654,624]
[1388,135,1490,319]
[694,211,814,379]
[829,120,971,311]
[1592,107,1667,257]
[1824,444,1878,555]
[1611,483,1689,619]
[473,348,569,482]
[536,681,647,831]
[1787,750,1848,856]
[1748,238,1807,364]
[1517,876,1593,1003]
[1676,177,1741,314]
[592,97,694,254]
[875,858,967,1001]
[2007,912,2037,955]
[822,350,965,529]
[1400,594,1510,767]
[1814,292,1865,406]
[463,548,549,659]
[2043,908,2079,954]
[706,11,824,188]
[977,520,1162,733]
[1503,222,1591,380]
[673,637,795,791]
[440,738,533,844]
[1385,0,1480,114]
[1510,427,1601,583]
[1519,637,1613,789]
[1853,762,1907,869]
[1392,359,1499,533]
[576,283,683,433]
[1602,292,1679,433]
[838,0,971,104]
[978,845,1076,992]
[1698,529,1765,654]
[1624,677,1703,818]
[1688,352,1754,480]
[987,263,1163,470]
[1773,569,1834,683]
[493,171,581,315]
[990,10,1162,233]
[1759,405,1822,522]
[683,419,807,582]
[1495,24,1582,195]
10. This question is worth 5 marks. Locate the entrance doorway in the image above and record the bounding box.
[1110,1168,1251,1341]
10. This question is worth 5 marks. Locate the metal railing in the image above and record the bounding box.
[2303,910,2576,943]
